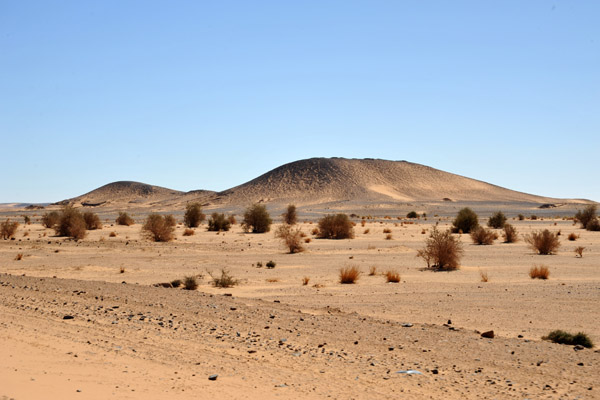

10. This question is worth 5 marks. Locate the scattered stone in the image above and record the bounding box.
[574,345,585,351]
[401,323,413,328]
[431,369,439,374]
[481,330,494,339]
[208,374,218,381]
[63,315,74,320]
[396,370,422,375]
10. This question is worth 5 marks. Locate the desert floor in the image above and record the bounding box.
[1,210,599,399]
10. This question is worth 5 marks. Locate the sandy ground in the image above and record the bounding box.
[1,212,599,399]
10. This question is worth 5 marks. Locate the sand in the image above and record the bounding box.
[1,208,599,399]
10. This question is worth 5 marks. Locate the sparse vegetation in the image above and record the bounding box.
[182,228,195,236]
[23,215,31,225]
[119,266,125,274]
[142,213,176,242]
[275,224,305,254]
[302,276,310,286]
[385,270,401,283]
[406,211,418,218]
[242,203,272,233]
[183,203,205,228]
[529,265,550,279]
[452,208,479,234]
[317,214,354,239]
[487,211,507,229]
[383,228,392,234]
[417,227,463,271]
[369,266,377,276]
[15,253,23,261]
[575,246,585,258]
[542,330,593,348]
[109,231,117,237]
[525,229,560,255]
[587,218,600,231]
[183,276,199,290]
[339,266,360,284]
[210,268,239,288]
[470,226,497,245]
[502,223,518,243]
[385,233,393,240]
[41,211,60,229]
[83,211,102,230]
[568,232,578,241]
[1,219,19,240]
[55,206,87,240]
[207,213,231,231]
[518,214,525,221]
[283,204,297,225]
[115,212,134,226]
[575,205,598,230]
[479,270,489,282]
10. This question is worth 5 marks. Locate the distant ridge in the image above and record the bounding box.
[55,158,591,208]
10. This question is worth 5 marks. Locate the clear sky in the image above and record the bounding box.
[1,1,598,203]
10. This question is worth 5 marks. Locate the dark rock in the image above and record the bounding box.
[431,369,439,374]
[208,374,218,381]
[63,315,74,320]
[481,330,494,338]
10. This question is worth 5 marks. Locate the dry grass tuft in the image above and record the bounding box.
[385,233,393,240]
[385,270,401,283]
[574,246,585,258]
[339,266,360,284]
[209,268,239,288]
[302,276,310,285]
[524,229,561,255]
[529,265,550,279]
[15,253,23,261]
[568,232,578,241]
[368,266,377,276]
[266,278,280,283]
[479,270,489,282]
[183,276,199,290]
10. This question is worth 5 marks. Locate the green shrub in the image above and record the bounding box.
[142,214,176,242]
[417,227,463,270]
[115,212,135,226]
[575,205,597,230]
[41,211,60,229]
[452,208,479,234]
[83,211,102,230]
[1,219,19,240]
[55,206,87,240]
[283,204,297,225]
[207,213,231,231]
[487,211,507,229]
[525,229,560,255]
[242,203,272,233]
[184,203,205,228]
[406,211,418,219]
[542,330,594,348]
[317,214,354,239]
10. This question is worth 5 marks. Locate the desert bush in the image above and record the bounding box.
[529,265,550,279]
[383,228,392,234]
[182,228,195,236]
[587,218,600,231]
[518,214,525,221]
[283,204,297,225]
[109,231,117,237]
[207,213,231,231]
[470,227,497,245]
[385,270,401,283]
[406,211,418,218]
[385,233,393,240]
[41,211,60,228]
[574,246,585,258]
[575,205,597,230]
[525,229,560,255]
[487,211,507,229]
[15,253,23,260]
[183,203,205,228]
[502,223,519,243]
[530,215,538,220]
[83,211,102,230]
[302,276,310,285]
[275,224,305,254]
[210,268,239,288]
[183,276,198,290]
[317,214,354,239]
[23,215,31,225]
[170,279,182,288]
[567,232,578,241]
[266,260,276,269]
[339,266,360,284]
[242,203,272,233]
[55,206,87,240]
[142,213,176,242]
[542,330,593,348]
[1,219,19,240]
[417,227,463,271]
[115,212,134,226]
[452,208,479,234]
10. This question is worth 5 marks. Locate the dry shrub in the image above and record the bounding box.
[23,231,29,237]
[304,237,311,243]
[542,330,593,348]
[587,218,600,231]
[184,203,205,228]
[385,233,393,240]
[23,215,31,225]
[55,206,86,240]
[242,203,272,233]
[487,211,507,229]
[15,253,23,261]
[311,227,319,235]
[368,266,377,276]
[385,270,401,283]
[109,231,117,237]
[530,215,538,220]
[266,278,280,283]
[574,246,585,258]
[529,265,550,279]
[302,276,310,285]
[183,276,199,290]
[383,228,392,234]
[421,228,427,234]
[317,214,354,239]
[518,214,525,221]
[210,268,239,288]
[452,208,479,234]
[115,212,134,226]
[502,223,519,243]
[567,232,578,241]
[417,227,463,271]
[41,211,60,229]
[575,205,597,230]
[1,219,19,240]
[470,227,497,245]
[142,213,176,242]
[83,212,102,230]
[183,228,195,236]
[479,270,489,282]
[339,266,360,284]
[275,224,305,254]
[525,229,560,255]
[283,204,297,225]
[207,213,231,231]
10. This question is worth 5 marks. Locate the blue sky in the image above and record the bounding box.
[1,1,598,203]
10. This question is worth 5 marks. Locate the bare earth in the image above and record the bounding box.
[1,210,599,399]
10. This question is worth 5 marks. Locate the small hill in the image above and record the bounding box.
[57,181,184,207]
